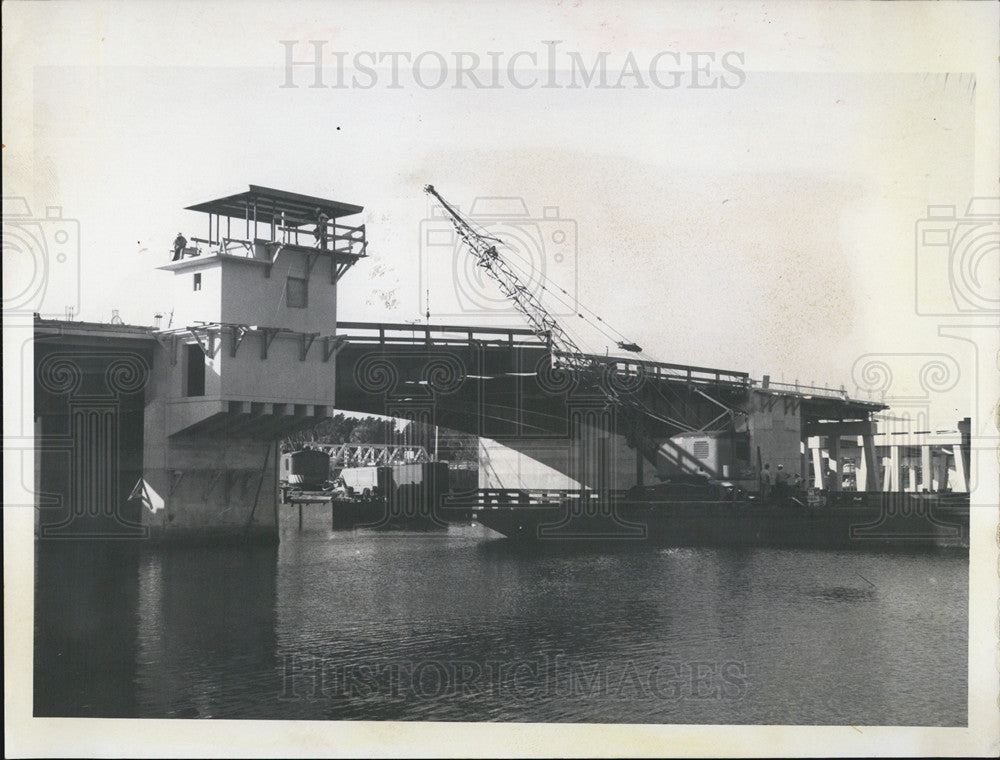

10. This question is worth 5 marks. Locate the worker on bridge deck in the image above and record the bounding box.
[773,464,790,501]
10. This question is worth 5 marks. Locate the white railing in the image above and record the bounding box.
[752,378,850,400]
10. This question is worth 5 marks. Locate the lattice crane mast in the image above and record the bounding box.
[423,184,599,374]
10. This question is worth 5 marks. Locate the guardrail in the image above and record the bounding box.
[337,321,547,349]
[335,326,751,389]
[188,221,367,260]
[577,352,750,389]
[444,488,618,509]
[751,378,850,400]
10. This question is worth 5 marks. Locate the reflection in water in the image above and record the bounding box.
[35,543,141,717]
[35,526,967,724]
[134,546,278,718]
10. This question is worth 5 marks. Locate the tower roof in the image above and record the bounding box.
[185,185,363,225]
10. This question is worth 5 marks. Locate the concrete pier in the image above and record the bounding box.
[137,186,365,542]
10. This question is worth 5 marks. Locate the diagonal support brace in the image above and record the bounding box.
[259,327,281,359]
[229,325,250,357]
[322,335,348,362]
[188,326,217,357]
[300,332,319,361]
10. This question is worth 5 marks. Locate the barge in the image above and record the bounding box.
[462,480,970,551]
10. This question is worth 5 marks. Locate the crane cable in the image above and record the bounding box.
[453,208,644,353]
[485,243,697,431]
[480,239,709,413]
[428,190,695,383]
[497,245,693,401]
[485,239,641,353]
[489,251,619,351]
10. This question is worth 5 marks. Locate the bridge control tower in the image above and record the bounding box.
[141,186,366,540]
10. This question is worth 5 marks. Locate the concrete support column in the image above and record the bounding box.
[920,444,932,491]
[142,437,278,542]
[811,444,824,489]
[856,436,868,491]
[952,445,968,492]
[829,435,841,491]
[569,404,614,493]
[889,445,901,492]
[862,431,881,492]
[936,454,949,491]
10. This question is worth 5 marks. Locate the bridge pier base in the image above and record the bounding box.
[140,435,279,544]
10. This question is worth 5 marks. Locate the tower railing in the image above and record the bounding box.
[187,220,366,260]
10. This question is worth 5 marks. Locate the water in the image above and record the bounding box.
[34,521,967,725]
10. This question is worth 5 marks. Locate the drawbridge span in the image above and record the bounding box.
[332,321,751,437]
[331,321,880,492]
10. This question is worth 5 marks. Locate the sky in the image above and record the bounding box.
[4,1,998,430]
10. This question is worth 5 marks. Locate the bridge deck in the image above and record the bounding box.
[337,321,545,348]
[337,322,750,389]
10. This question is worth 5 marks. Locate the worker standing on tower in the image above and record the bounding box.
[172,232,187,261]
[315,209,329,251]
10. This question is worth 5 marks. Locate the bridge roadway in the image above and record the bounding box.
[333,322,756,490]
[32,317,757,537]
[333,321,752,438]
[333,322,883,491]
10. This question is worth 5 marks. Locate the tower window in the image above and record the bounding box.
[287,276,308,308]
[193,273,202,291]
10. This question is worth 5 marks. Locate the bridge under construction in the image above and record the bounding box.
[31,185,971,542]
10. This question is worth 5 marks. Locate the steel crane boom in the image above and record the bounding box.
[423,184,599,373]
